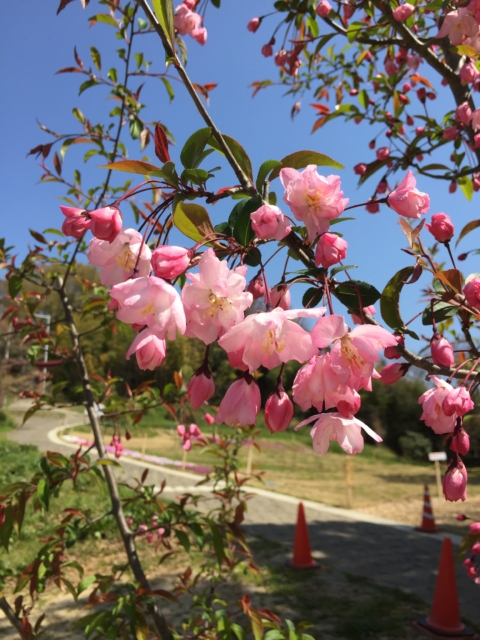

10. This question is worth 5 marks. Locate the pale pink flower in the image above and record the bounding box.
[431,333,455,368]
[471,108,480,130]
[295,412,382,456]
[218,307,325,372]
[247,17,261,32]
[89,206,122,243]
[87,229,152,286]
[451,427,470,455]
[460,60,480,84]
[315,233,348,269]
[351,305,376,325]
[177,423,202,451]
[469,0,480,22]
[59,206,90,238]
[379,362,410,384]
[151,246,190,280]
[442,387,474,417]
[265,388,294,433]
[174,3,207,45]
[269,284,291,310]
[384,58,398,76]
[387,170,430,218]
[110,276,186,339]
[280,165,349,241]
[406,54,422,70]
[316,0,332,18]
[182,249,252,344]
[443,126,459,142]
[464,276,480,309]
[126,326,166,371]
[293,354,350,412]
[418,376,457,434]
[426,213,454,243]
[311,315,397,390]
[384,332,404,359]
[215,375,261,426]
[250,204,291,241]
[455,101,473,125]
[443,457,468,501]
[393,3,415,21]
[188,368,215,409]
[438,9,479,46]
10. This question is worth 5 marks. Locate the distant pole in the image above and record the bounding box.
[34,313,51,395]
[345,457,353,508]
[435,460,442,497]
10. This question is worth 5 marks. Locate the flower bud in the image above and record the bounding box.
[248,276,265,300]
[426,213,454,243]
[250,204,291,241]
[450,427,470,456]
[376,147,390,161]
[315,232,348,269]
[366,200,380,214]
[204,413,214,425]
[89,206,122,243]
[274,49,289,67]
[456,513,467,521]
[216,374,261,426]
[379,362,410,384]
[247,17,260,32]
[126,327,167,371]
[261,43,273,57]
[464,276,480,309]
[442,387,474,417]
[265,388,294,434]
[315,0,333,18]
[443,457,467,502]
[354,163,367,175]
[431,333,454,368]
[470,522,480,535]
[384,333,404,359]
[269,284,291,310]
[188,367,215,409]
[471,542,480,555]
[151,246,190,279]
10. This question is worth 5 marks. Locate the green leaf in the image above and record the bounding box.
[208,133,254,181]
[231,623,246,640]
[347,21,364,43]
[180,168,209,186]
[90,46,101,71]
[264,632,285,640]
[228,195,263,247]
[244,247,262,267]
[302,287,323,308]
[180,127,212,169]
[421,301,458,325]
[152,0,175,46]
[175,529,190,553]
[209,523,224,565]
[330,217,355,225]
[36,478,50,510]
[91,13,117,27]
[458,176,473,201]
[129,117,143,140]
[72,107,86,124]
[173,201,215,242]
[160,76,175,102]
[333,279,381,311]
[380,266,415,332]
[8,274,22,298]
[330,264,357,276]
[456,218,480,247]
[269,150,343,181]
[256,159,282,193]
[0,505,13,551]
[101,159,162,174]
[78,575,97,595]
[358,89,369,110]
[78,79,100,95]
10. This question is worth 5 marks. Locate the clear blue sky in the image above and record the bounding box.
[1,0,479,340]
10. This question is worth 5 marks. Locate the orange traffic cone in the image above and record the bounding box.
[415,485,439,533]
[286,502,324,570]
[414,537,477,639]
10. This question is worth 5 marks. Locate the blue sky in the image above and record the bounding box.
[1,0,479,340]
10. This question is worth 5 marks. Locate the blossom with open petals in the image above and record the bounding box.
[295,412,382,455]
[280,165,348,241]
[387,171,430,218]
[182,249,252,344]
[251,204,291,241]
[88,229,152,285]
[293,353,350,411]
[60,206,90,238]
[174,3,207,45]
[418,376,457,434]
[437,9,479,46]
[215,375,261,426]
[218,307,325,372]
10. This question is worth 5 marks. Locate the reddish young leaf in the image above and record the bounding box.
[74,47,84,69]
[53,152,62,176]
[57,0,75,14]
[154,123,170,163]
[311,103,331,114]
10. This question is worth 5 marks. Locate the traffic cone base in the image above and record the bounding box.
[412,619,478,639]
[416,484,439,533]
[285,558,325,570]
[287,502,325,570]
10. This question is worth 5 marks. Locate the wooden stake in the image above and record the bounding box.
[434,459,442,498]
[345,457,353,508]
[246,444,253,475]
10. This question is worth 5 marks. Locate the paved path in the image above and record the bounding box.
[5,401,480,624]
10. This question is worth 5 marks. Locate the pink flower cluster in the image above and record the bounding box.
[174,1,207,45]
[437,6,480,58]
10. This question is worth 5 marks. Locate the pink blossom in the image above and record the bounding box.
[215,375,261,426]
[87,229,152,286]
[188,368,215,409]
[354,163,367,175]
[387,170,430,218]
[379,362,410,384]
[442,387,474,417]
[204,413,214,425]
[384,333,404,359]
[269,284,291,310]
[475,134,480,148]
[351,305,376,325]
[126,326,166,371]
[470,522,480,535]
[455,101,473,125]
[265,388,294,433]
[177,423,202,451]
[443,126,459,142]
[89,206,122,243]
[419,376,457,434]
[274,49,290,67]
[311,315,397,390]
[295,412,382,456]
[152,246,190,280]
[471,542,480,554]
[59,206,90,238]
[183,0,196,8]
[406,54,422,70]
[182,249,252,344]
[384,59,398,77]
[464,276,480,309]
[393,3,415,21]
[262,44,273,57]
[293,354,350,412]
[247,17,261,32]
[451,427,470,455]
[218,307,325,372]
[443,458,468,502]
[471,108,480,130]
[250,204,291,241]
[316,0,332,18]
[431,333,455,368]
[174,4,207,45]
[110,276,186,339]
[438,9,479,46]
[468,0,480,23]
[247,276,265,300]
[425,213,454,243]
[280,165,349,241]
[376,147,390,161]
[315,232,348,269]
[460,60,480,84]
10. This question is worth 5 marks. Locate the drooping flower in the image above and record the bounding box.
[387,171,430,218]
[451,427,470,455]
[87,229,152,286]
[187,366,215,409]
[265,388,294,434]
[443,456,468,502]
[151,246,190,280]
[218,307,325,372]
[455,101,473,125]
[379,362,410,384]
[182,249,252,344]
[250,204,291,241]
[215,375,261,426]
[426,213,454,243]
[315,232,348,269]
[177,423,203,451]
[89,206,123,243]
[464,276,480,309]
[126,326,166,371]
[269,284,291,310]
[442,386,474,417]
[295,412,382,456]
[430,333,455,368]
[280,165,349,241]
[460,60,480,84]
[60,206,90,238]
[247,276,265,300]
[110,276,186,339]
[174,3,207,45]
[247,17,261,32]
[384,332,404,359]
[293,353,350,412]
[418,376,457,434]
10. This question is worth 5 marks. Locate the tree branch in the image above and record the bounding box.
[0,596,28,640]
